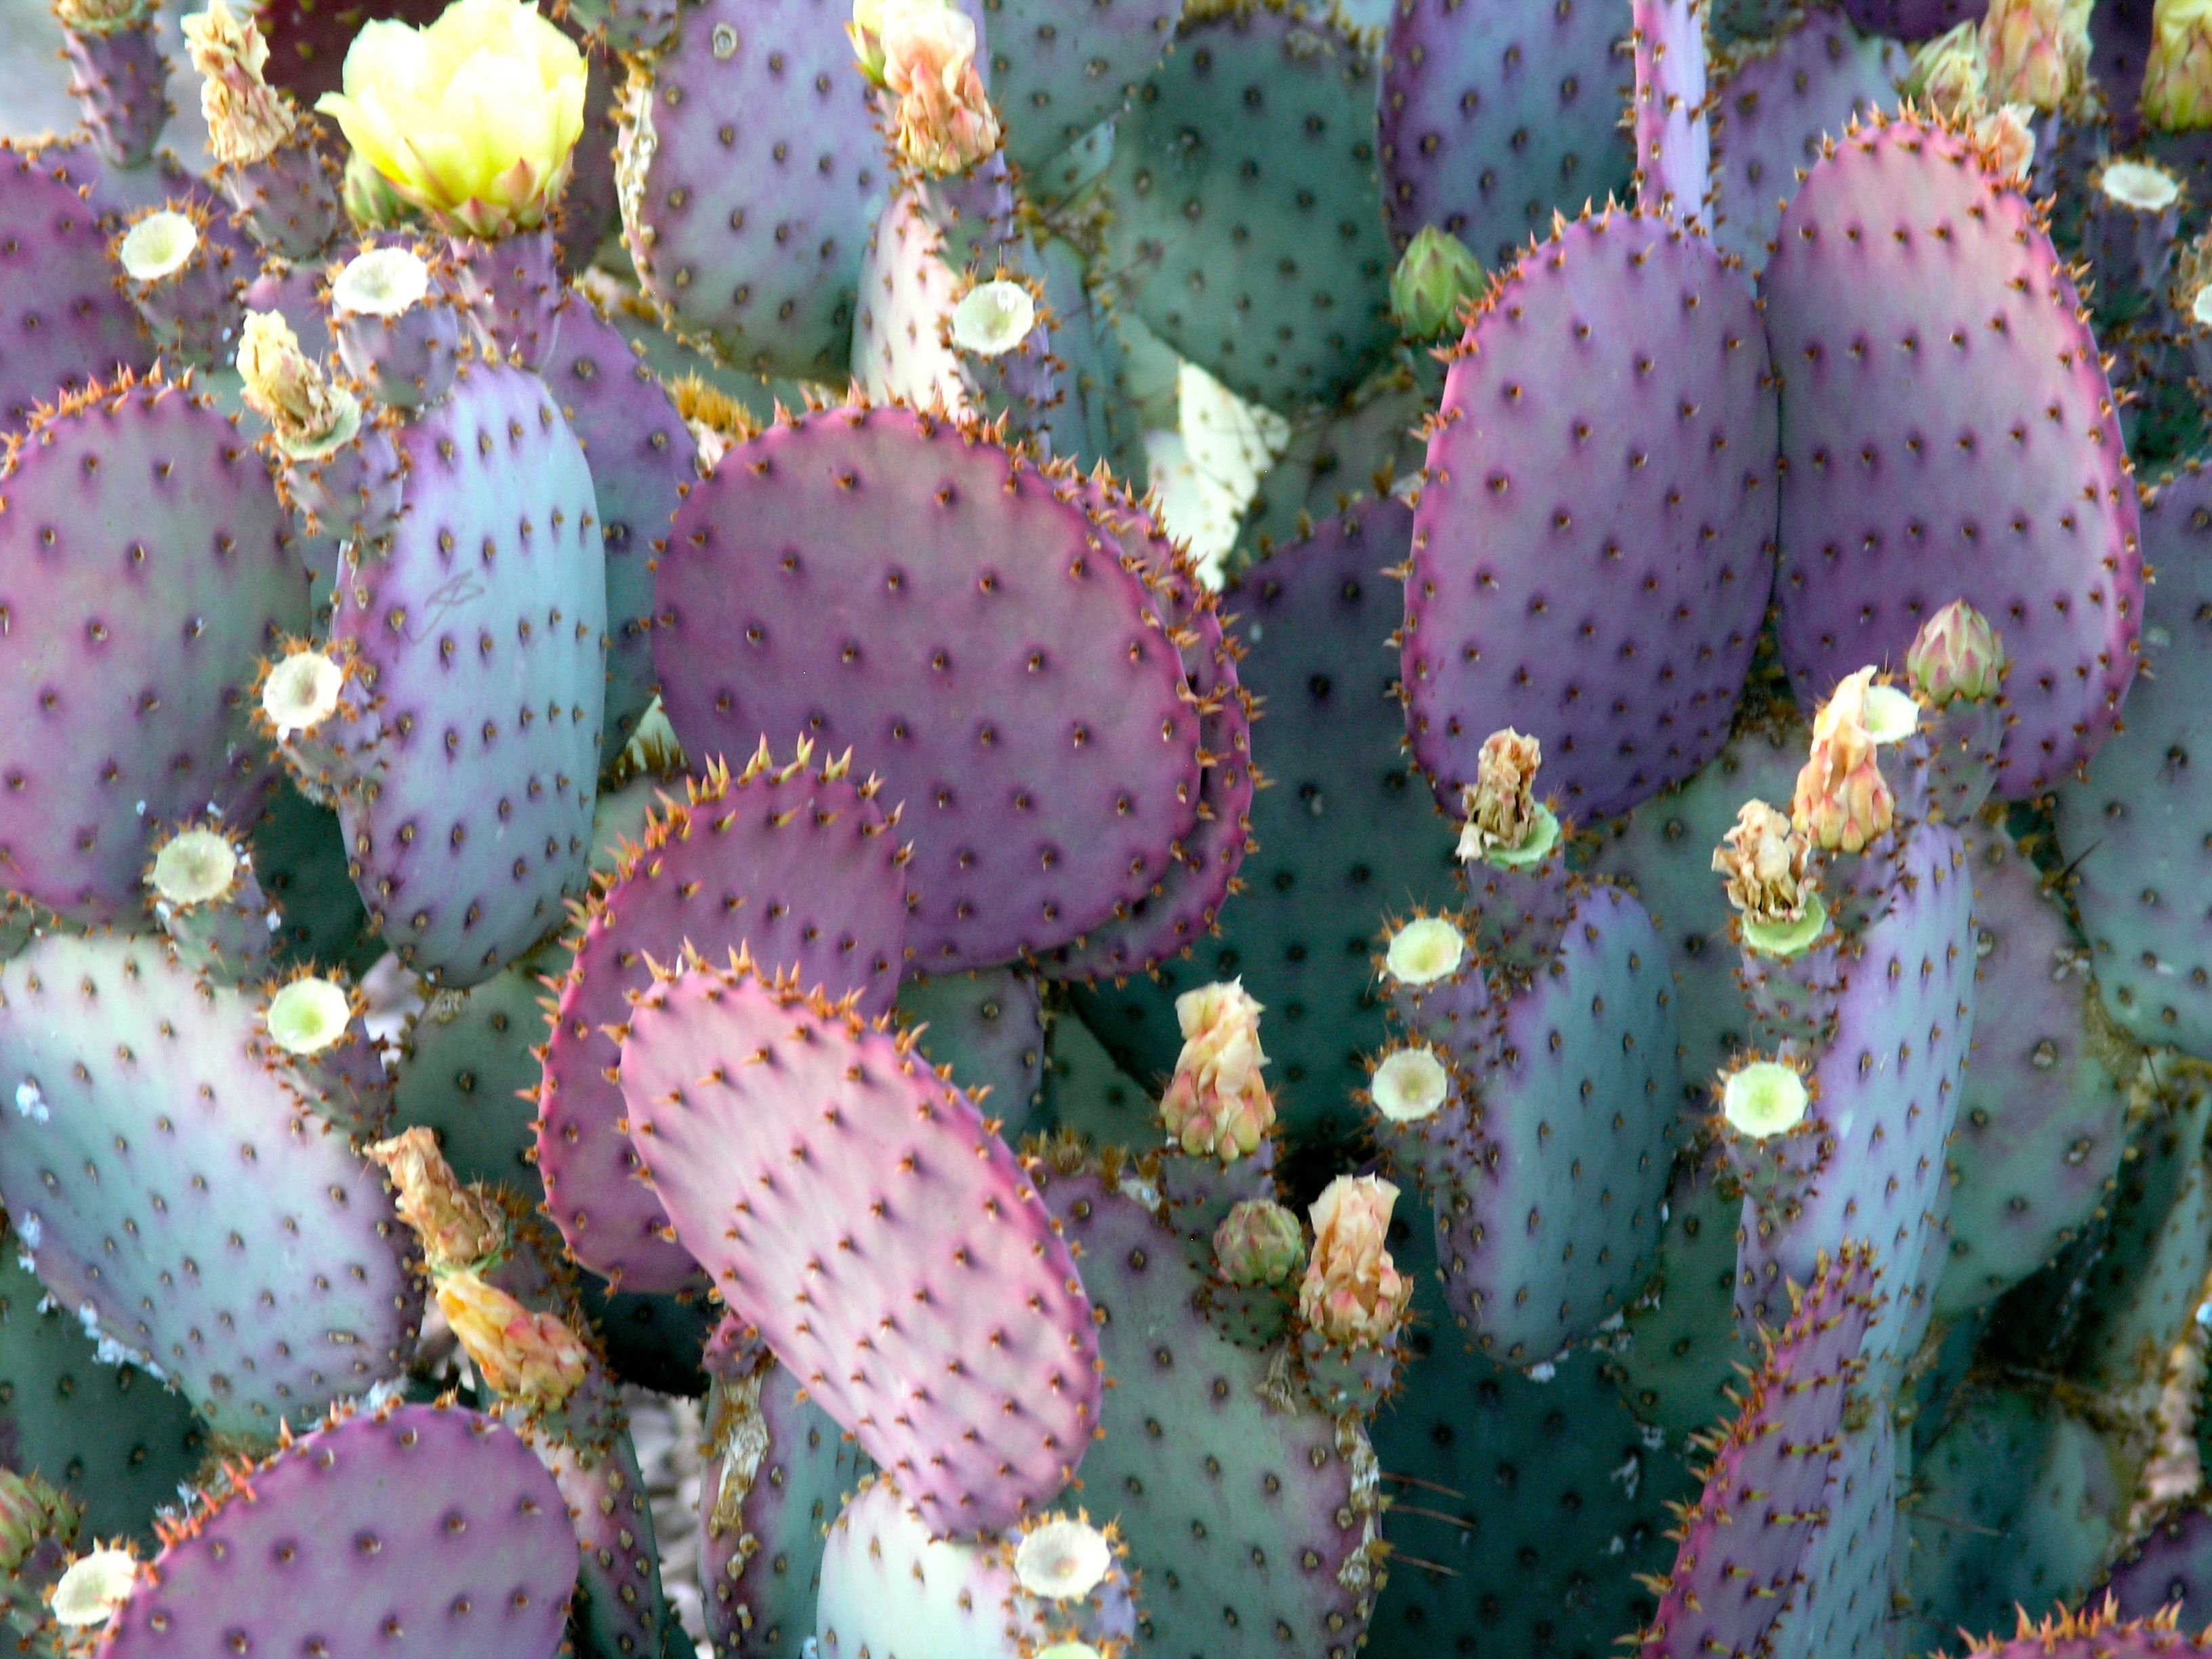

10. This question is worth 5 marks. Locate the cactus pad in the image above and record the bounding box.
[538,747,909,1293]
[1099,2,1397,409]
[103,1401,577,1659]
[1431,884,1681,1363]
[1405,208,1778,820]
[0,144,155,430]
[0,372,308,922]
[654,406,1202,970]
[0,933,419,1438]
[331,360,605,986]
[619,960,1101,1536]
[1760,115,2142,796]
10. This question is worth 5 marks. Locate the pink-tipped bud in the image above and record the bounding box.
[1906,600,2007,707]
[1982,0,2092,111]
[1159,979,1275,1163]
[2146,0,2212,129]
[1791,668,1895,855]
[435,1270,591,1410]
[1213,1200,1306,1287]
[1456,727,1542,861]
[1713,800,1815,930]
[1298,1174,1412,1348]
[854,0,1002,175]
[367,1126,505,1273]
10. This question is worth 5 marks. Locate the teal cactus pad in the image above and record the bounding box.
[1033,1163,1385,1658]
[700,1360,872,1658]
[0,934,420,1438]
[897,966,1047,1139]
[620,961,1101,1536]
[333,360,605,987]
[1073,499,1461,1141]
[653,405,1202,971]
[389,957,550,1204]
[1377,0,1634,266]
[1366,1202,1695,1657]
[0,1229,203,1541]
[104,1401,579,1659]
[1099,2,1397,410]
[1405,207,1778,821]
[2055,463,2212,1048]
[1708,11,1906,272]
[249,787,380,975]
[616,0,886,380]
[1432,884,1681,1364]
[1761,116,2142,796]
[1613,1158,1760,1448]
[1237,363,1431,560]
[982,0,1181,167]
[1768,1412,1899,1659]
[1736,822,1974,1376]
[537,299,696,767]
[1905,1385,2123,1652]
[1588,722,1807,1103]
[0,144,155,430]
[0,373,308,922]
[1637,1244,1879,1659]
[1936,825,2128,1318]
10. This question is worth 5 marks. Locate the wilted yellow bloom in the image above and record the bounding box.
[2146,0,2212,128]
[1791,668,1893,855]
[237,310,355,451]
[1982,0,2092,112]
[1298,1175,1412,1348]
[852,0,1001,175]
[1713,800,1814,930]
[316,0,587,239]
[436,1270,590,1409]
[367,1127,506,1272]
[1455,728,1542,861]
[1158,979,1274,1162]
[182,0,297,167]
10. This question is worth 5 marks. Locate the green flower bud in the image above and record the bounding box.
[1391,226,1486,340]
[1212,1198,1305,1287]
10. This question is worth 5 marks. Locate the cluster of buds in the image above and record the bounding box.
[2145,0,2212,129]
[1455,728,1549,864]
[1298,1174,1412,1348]
[1981,0,2093,112]
[849,0,1002,176]
[1158,979,1275,1162]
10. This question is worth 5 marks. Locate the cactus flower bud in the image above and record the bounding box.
[181,0,297,166]
[1213,1198,1307,1286]
[1907,600,2008,706]
[436,1269,591,1409]
[1791,668,1898,855]
[1713,799,1822,941]
[50,1547,138,1626]
[238,310,357,455]
[1298,1174,1412,1348]
[1721,1059,1810,1139]
[316,0,588,240]
[1982,0,2092,112]
[367,1126,506,1272]
[2146,0,2212,129]
[851,0,1002,176]
[54,0,150,31]
[1455,728,1546,863]
[1906,20,1988,116]
[0,1469,75,1577]
[1973,103,2039,180]
[1158,979,1275,1162]
[1390,225,1486,340]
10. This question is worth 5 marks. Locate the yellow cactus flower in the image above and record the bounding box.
[1298,1174,1412,1348]
[2146,0,2212,129]
[436,1269,590,1410]
[1158,978,1275,1162]
[316,0,587,240]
